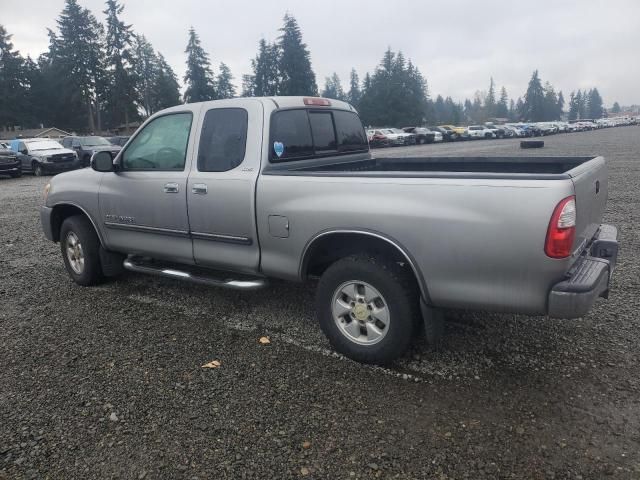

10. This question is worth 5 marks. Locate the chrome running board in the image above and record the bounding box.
[123,256,267,290]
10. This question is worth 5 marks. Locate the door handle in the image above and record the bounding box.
[191,183,208,195]
[164,182,179,193]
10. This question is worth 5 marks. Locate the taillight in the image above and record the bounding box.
[303,97,331,106]
[545,195,576,258]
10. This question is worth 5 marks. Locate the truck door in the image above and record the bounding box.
[98,109,198,264]
[187,100,263,273]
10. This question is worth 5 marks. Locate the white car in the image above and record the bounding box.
[466,125,493,139]
[382,128,416,146]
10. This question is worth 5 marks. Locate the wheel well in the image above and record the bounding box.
[50,205,94,243]
[302,232,426,297]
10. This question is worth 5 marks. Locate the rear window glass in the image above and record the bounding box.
[333,110,368,152]
[309,112,336,152]
[270,109,367,162]
[198,108,248,172]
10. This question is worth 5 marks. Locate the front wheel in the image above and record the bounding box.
[315,255,419,364]
[60,215,104,286]
[33,162,44,177]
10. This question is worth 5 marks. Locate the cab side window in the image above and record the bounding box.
[122,113,193,171]
[197,108,248,172]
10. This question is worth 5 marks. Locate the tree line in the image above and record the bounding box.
[0,1,611,134]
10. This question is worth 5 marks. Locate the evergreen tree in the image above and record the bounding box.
[576,90,586,119]
[522,70,545,121]
[484,77,496,119]
[103,0,138,128]
[54,0,106,131]
[496,86,509,118]
[0,25,29,129]
[277,14,317,96]
[568,91,579,120]
[542,81,559,120]
[216,62,236,99]
[357,48,427,126]
[132,34,157,117]
[515,97,525,120]
[247,38,279,97]
[557,91,565,119]
[508,99,516,121]
[150,53,181,112]
[183,27,216,103]
[321,72,346,101]
[241,74,255,97]
[347,68,361,107]
[611,101,621,114]
[587,88,604,119]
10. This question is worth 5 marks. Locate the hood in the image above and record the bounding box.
[86,145,122,153]
[30,147,76,157]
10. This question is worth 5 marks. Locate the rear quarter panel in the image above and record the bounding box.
[257,174,576,315]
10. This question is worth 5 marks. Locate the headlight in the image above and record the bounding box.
[43,183,51,203]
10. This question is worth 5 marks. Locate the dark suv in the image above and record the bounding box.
[61,136,122,167]
[0,143,21,178]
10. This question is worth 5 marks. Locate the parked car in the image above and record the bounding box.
[382,128,416,146]
[61,136,122,167]
[366,129,390,148]
[0,143,21,178]
[40,96,618,364]
[9,138,78,176]
[439,125,466,140]
[402,127,435,144]
[484,124,506,139]
[428,126,456,142]
[108,136,130,147]
[466,125,494,139]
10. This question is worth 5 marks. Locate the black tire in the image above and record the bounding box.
[33,162,44,177]
[315,254,419,364]
[83,155,91,167]
[521,140,545,149]
[60,215,104,286]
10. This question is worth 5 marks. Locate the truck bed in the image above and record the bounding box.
[263,156,599,180]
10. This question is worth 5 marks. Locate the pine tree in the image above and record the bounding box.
[103,0,138,129]
[347,68,361,107]
[132,34,157,117]
[150,53,181,112]
[542,82,559,120]
[0,25,29,129]
[515,97,525,120]
[484,77,496,119]
[496,86,509,118]
[248,38,279,96]
[576,90,586,119]
[522,70,545,121]
[568,91,579,120]
[183,27,216,103]
[216,62,236,99]
[278,14,317,96]
[321,72,346,101]
[508,99,516,121]
[611,102,621,114]
[54,0,106,131]
[556,91,565,120]
[587,88,604,119]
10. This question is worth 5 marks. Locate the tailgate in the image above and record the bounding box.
[569,156,608,254]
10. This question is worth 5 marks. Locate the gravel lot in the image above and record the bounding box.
[1,127,639,479]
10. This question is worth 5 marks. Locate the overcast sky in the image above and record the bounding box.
[3,0,639,106]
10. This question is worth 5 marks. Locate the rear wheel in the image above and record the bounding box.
[316,254,419,364]
[60,215,104,286]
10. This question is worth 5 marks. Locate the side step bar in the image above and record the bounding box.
[123,257,267,291]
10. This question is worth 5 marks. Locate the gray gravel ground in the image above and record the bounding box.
[1,126,639,479]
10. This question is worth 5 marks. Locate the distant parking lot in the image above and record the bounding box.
[1,126,639,479]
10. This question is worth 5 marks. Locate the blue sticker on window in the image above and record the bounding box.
[273,141,284,158]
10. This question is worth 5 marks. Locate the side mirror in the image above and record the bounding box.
[21,149,28,155]
[91,151,114,172]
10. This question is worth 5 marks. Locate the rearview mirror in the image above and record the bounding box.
[91,151,114,172]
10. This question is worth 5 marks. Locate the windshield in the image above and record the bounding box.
[79,136,111,147]
[26,140,64,151]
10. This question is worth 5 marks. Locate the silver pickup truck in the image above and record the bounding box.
[40,97,619,364]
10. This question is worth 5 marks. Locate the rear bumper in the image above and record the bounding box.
[548,224,618,318]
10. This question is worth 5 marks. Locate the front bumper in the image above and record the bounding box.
[0,162,21,173]
[41,206,55,241]
[548,224,618,318]
[43,161,78,172]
